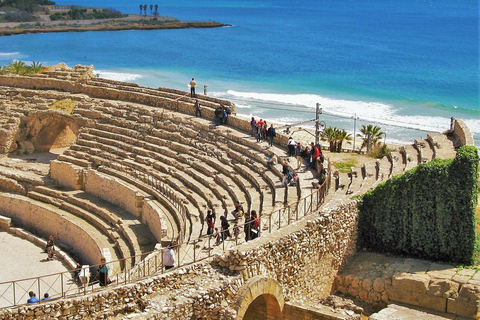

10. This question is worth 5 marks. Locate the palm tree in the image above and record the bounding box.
[26,61,45,75]
[154,4,158,16]
[6,60,27,75]
[144,4,147,16]
[335,129,352,153]
[358,124,384,153]
[322,127,338,152]
[150,4,153,15]
[139,4,142,15]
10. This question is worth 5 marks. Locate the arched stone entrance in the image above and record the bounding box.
[235,276,284,320]
[15,112,82,154]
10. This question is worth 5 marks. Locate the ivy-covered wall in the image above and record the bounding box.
[358,146,479,264]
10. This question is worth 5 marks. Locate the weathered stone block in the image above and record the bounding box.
[426,280,459,298]
[392,272,430,293]
[447,298,480,318]
[373,278,385,292]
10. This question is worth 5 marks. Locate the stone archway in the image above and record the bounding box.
[234,276,284,320]
[14,112,83,154]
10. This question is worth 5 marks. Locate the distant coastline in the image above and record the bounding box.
[0,19,228,37]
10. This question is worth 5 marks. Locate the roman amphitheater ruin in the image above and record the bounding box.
[0,63,478,319]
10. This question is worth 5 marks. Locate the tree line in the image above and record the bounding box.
[139,4,159,17]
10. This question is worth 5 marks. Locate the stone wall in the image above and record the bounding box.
[214,201,359,302]
[0,193,102,265]
[453,118,475,147]
[84,169,145,219]
[0,202,360,319]
[142,199,167,244]
[50,160,84,190]
[333,252,480,319]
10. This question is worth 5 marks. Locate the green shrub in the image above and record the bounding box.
[357,146,479,264]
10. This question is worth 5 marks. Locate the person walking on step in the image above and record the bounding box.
[194,99,202,118]
[189,77,196,97]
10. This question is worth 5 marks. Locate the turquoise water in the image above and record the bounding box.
[1,0,478,145]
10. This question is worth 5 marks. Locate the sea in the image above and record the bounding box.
[1,0,479,147]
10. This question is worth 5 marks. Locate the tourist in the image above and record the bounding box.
[214,105,223,126]
[266,124,276,147]
[287,137,296,157]
[223,105,231,124]
[301,146,311,172]
[262,121,268,141]
[27,291,39,303]
[97,257,110,286]
[282,160,293,186]
[220,216,231,240]
[42,293,51,301]
[244,211,253,242]
[311,143,320,170]
[45,235,54,254]
[266,152,277,169]
[294,142,303,169]
[206,210,215,235]
[214,227,222,245]
[233,221,240,240]
[189,77,196,97]
[163,243,175,270]
[256,118,264,141]
[74,262,82,282]
[194,99,202,117]
[250,210,260,240]
[231,200,244,221]
[250,117,257,136]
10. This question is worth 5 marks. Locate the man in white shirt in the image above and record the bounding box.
[189,78,196,97]
[163,243,175,270]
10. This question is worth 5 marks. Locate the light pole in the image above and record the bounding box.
[315,103,322,145]
[384,132,387,146]
[352,114,359,152]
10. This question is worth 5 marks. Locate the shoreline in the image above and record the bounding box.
[0,20,228,37]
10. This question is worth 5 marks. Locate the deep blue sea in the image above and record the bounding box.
[1,0,479,146]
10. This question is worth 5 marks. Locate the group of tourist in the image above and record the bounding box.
[205,205,260,245]
[27,291,51,303]
[213,105,231,126]
[250,117,277,146]
[286,138,324,172]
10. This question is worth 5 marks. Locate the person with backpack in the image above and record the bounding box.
[206,210,215,235]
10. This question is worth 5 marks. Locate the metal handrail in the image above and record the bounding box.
[0,162,331,309]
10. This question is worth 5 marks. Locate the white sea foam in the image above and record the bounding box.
[0,52,20,57]
[95,70,143,82]
[220,90,478,136]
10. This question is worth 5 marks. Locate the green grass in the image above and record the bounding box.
[334,159,357,173]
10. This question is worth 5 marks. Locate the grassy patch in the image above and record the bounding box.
[334,158,357,173]
[50,99,77,114]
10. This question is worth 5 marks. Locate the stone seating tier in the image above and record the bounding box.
[402,144,420,172]
[389,151,405,176]
[427,133,457,160]
[414,138,435,163]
